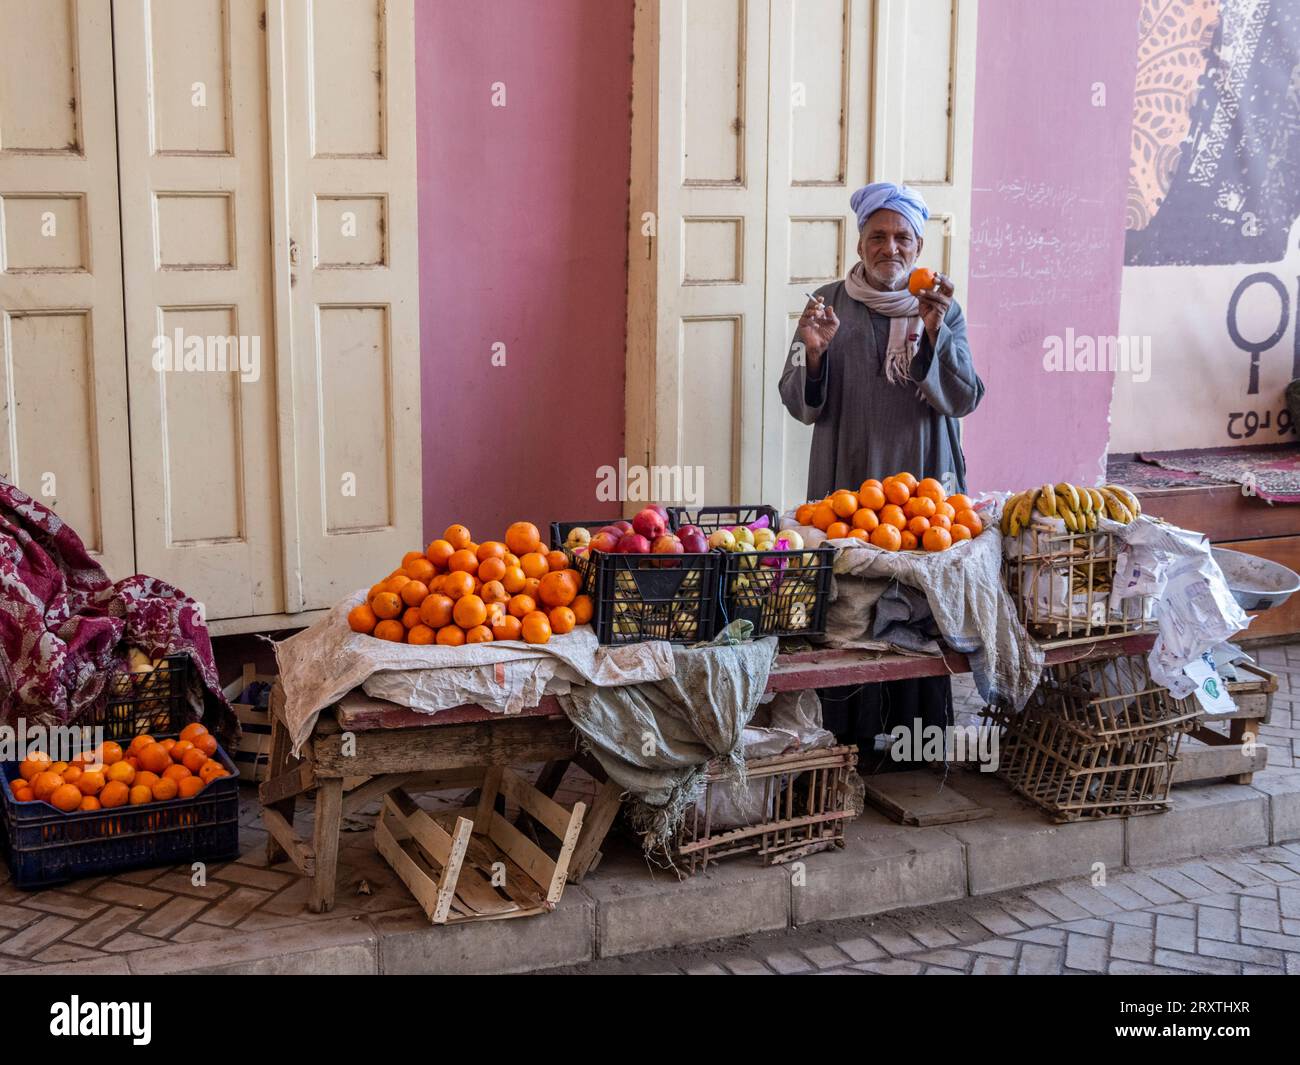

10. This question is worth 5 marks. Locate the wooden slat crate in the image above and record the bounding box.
[222,664,275,783]
[983,654,1200,822]
[671,745,858,874]
[375,767,585,924]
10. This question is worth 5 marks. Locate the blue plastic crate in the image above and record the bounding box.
[0,740,241,889]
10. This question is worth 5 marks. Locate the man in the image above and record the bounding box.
[779,181,985,769]
[781,182,983,494]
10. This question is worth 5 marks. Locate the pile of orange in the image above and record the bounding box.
[794,473,984,552]
[347,521,594,646]
[10,723,228,812]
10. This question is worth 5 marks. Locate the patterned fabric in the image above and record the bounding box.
[1126,0,1219,232]
[0,479,231,733]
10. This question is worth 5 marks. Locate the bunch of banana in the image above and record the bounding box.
[1001,482,1142,536]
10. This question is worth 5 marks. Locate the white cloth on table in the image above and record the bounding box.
[273,591,675,755]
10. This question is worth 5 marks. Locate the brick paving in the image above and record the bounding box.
[554,841,1300,975]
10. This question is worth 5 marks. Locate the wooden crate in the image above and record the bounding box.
[671,745,858,874]
[1175,661,1277,786]
[1004,526,1156,644]
[375,767,585,924]
[984,654,1200,822]
[222,664,275,783]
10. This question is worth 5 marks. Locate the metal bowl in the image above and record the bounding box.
[1211,547,1300,611]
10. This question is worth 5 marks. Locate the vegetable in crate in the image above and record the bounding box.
[345,521,591,646]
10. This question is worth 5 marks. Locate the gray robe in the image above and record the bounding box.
[779,279,984,498]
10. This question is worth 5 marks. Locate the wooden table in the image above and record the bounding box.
[261,632,1158,913]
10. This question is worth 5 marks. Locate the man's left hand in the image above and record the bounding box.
[918,273,954,343]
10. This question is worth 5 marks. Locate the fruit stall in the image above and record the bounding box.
[2,471,1284,925]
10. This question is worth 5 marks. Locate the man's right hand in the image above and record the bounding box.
[797,296,840,372]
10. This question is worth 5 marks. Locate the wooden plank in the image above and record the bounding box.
[485,809,558,891]
[334,689,565,731]
[498,766,573,840]
[863,771,993,827]
[260,805,315,876]
[765,633,1156,692]
[569,779,624,883]
[1173,742,1269,784]
[547,801,586,903]
[258,760,315,806]
[341,773,419,816]
[1135,482,1300,543]
[310,777,344,914]
[475,767,503,831]
[310,716,578,775]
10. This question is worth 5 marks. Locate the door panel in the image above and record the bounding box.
[762,0,874,509]
[277,0,421,609]
[114,0,283,619]
[0,0,133,575]
[654,0,770,506]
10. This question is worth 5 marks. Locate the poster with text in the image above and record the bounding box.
[1110,0,1300,452]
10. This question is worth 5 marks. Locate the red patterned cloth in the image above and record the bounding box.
[0,480,231,736]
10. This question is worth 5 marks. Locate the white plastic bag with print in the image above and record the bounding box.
[1112,520,1250,698]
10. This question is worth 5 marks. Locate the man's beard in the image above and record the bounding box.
[864,261,909,291]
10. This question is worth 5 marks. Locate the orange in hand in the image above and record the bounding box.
[908,268,936,295]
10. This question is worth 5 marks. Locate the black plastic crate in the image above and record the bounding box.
[590,551,719,645]
[0,741,240,888]
[82,652,194,742]
[550,518,619,596]
[668,504,779,535]
[715,545,835,639]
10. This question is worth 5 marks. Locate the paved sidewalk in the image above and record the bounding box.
[552,841,1300,975]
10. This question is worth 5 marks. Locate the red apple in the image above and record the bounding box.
[678,529,708,553]
[652,534,683,554]
[589,531,619,553]
[617,532,651,554]
[613,520,633,534]
[633,507,667,541]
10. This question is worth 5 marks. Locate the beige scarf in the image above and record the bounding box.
[843,261,923,385]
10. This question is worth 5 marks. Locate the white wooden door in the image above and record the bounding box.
[872,0,978,289]
[276,0,422,608]
[0,0,133,576]
[761,0,874,508]
[631,0,979,512]
[113,0,285,620]
[645,0,772,505]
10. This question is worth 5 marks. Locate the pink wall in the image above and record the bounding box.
[962,0,1142,491]
[415,0,632,544]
